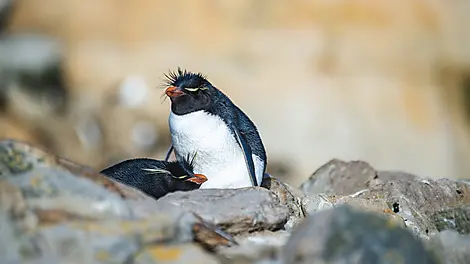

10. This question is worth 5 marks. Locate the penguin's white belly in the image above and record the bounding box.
[169,110,264,188]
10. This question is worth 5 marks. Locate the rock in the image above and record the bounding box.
[135,244,219,264]
[0,0,13,34]
[300,159,470,240]
[0,140,132,220]
[300,188,405,228]
[332,196,406,228]
[0,34,68,116]
[300,159,378,196]
[427,230,470,264]
[300,159,422,197]
[261,175,305,230]
[0,139,236,263]
[300,193,334,217]
[355,178,470,240]
[156,187,289,235]
[431,206,470,234]
[218,231,290,264]
[281,205,439,264]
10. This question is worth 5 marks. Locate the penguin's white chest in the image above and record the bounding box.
[169,110,263,188]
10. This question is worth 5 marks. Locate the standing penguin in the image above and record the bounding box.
[100,154,207,200]
[163,68,267,188]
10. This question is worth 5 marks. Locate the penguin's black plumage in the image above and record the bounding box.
[100,155,207,200]
[163,68,267,188]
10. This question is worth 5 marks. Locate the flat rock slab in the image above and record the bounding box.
[156,187,290,235]
[282,205,439,264]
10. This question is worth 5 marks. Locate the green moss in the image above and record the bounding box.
[0,147,33,174]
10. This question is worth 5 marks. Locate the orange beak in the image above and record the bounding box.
[165,86,184,98]
[185,174,208,184]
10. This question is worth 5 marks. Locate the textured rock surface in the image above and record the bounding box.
[427,230,470,264]
[301,159,379,196]
[3,140,470,263]
[218,231,290,264]
[0,140,236,263]
[261,175,305,230]
[301,159,423,197]
[300,158,470,240]
[156,187,290,235]
[282,206,439,264]
[355,178,470,240]
[300,193,334,217]
[431,206,470,234]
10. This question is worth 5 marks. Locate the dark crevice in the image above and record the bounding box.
[392,202,400,213]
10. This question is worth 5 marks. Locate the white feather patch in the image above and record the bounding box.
[169,110,264,188]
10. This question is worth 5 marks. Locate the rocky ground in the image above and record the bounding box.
[1,139,470,264]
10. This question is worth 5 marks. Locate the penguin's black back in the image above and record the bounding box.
[100,158,199,200]
[208,90,267,171]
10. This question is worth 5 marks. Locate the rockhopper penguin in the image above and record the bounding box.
[100,154,207,200]
[163,68,267,188]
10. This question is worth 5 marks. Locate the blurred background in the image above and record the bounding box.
[1,0,470,186]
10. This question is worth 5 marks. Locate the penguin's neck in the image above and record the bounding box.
[168,110,261,188]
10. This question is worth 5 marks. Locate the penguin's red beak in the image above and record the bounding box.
[185,174,207,185]
[165,86,184,98]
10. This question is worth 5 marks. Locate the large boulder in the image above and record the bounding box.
[155,187,289,235]
[300,159,470,240]
[281,206,439,264]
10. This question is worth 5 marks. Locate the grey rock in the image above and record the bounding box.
[355,178,470,240]
[282,205,439,264]
[0,139,237,263]
[156,187,289,235]
[0,34,68,115]
[333,196,406,228]
[0,34,62,73]
[218,231,289,264]
[300,159,378,196]
[428,230,470,264]
[300,193,334,217]
[261,175,305,230]
[0,139,133,220]
[300,159,423,197]
[301,159,470,240]
[0,0,13,34]
[431,206,470,234]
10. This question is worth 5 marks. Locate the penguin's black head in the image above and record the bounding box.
[163,68,217,115]
[165,153,207,184]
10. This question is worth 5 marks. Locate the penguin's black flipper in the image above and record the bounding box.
[232,127,258,186]
[164,144,174,161]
